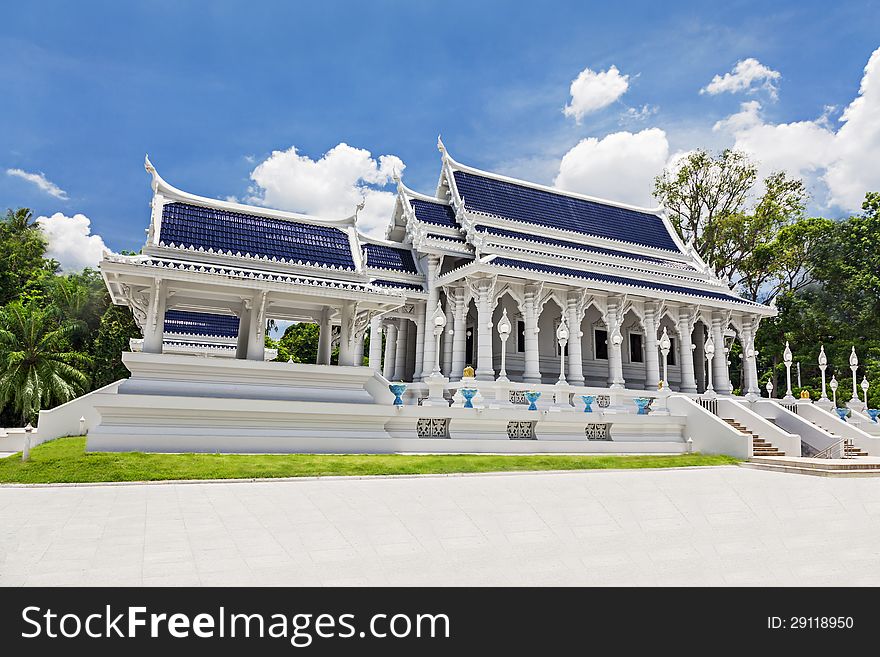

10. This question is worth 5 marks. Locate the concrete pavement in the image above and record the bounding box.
[2,465,880,586]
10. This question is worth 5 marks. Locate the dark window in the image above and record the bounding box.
[629,333,643,363]
[465,326,474,367]
[595,329,608,360]
[668,337,677,365]
[517,321,525,352]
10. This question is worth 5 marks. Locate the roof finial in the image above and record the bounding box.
[144,154,155,174]
[391,168,401,184]
[437,134,445,154]
[354,197,366,220]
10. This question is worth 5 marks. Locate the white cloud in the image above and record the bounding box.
[36,212,109,272]
[247,143,404,238]
[711,46,880,212]
[553,128,669,207]
[701,58,781,99]
[6,168,69,200]
[563,65,629,122]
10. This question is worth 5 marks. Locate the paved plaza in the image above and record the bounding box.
[1,466,880,587]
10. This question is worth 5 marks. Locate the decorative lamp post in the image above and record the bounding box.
[766,379,773,399]
[22,423,33,462]
[818,345,829,401]
[849,346,860,408]
[496,308,512,382]
[861,376,870,408]
[430,301,446,376]
[830,375,838,407]
[782,341,795,402]
[659,327,671,389]
[556,315,569,384]
[704,334,716,397]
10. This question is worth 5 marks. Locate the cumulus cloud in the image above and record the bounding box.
[6,168,69,200]
[553,128,669,207]
[37,212,109,272]
[712,46,880,212]
[701,58,781,99]
[247,143,404,237]
[563,65,629,122]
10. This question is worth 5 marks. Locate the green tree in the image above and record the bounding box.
[654,151,810,302]
[0,302,93,425]
[0,208,51,305]
[90,303,140,388]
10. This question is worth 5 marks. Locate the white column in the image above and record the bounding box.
[605,299,625,389]
[643,304,661,390]
[142,279,168,354]
[565,291,585,386]
[368,316,383,370]
[246,291,268,361]
[317,308,332,365]
[676,309,698,393]
[472,279,496,381]
[711,314,731,394]
[419,255,442,380]
[404,320,416,381]
[393,318,408,381]
[413,302,425,382]
[442,302,454,375]
[521,283,542,384]
[450,287,468,381]
[353,324,366,367]
[235,299,250,360]
[744,317,761,397]
[337,302,356,366]
[382,322,397,380]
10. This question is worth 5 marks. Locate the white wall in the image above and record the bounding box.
[667,394,751,458]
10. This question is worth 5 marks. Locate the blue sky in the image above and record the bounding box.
[2,1,879,267]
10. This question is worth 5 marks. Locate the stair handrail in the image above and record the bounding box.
[812,436,852,459]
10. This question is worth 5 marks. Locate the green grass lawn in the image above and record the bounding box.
[0,437,739,484]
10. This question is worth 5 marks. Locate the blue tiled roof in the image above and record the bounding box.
[490,257,760,306]
[159,202,355,269]
[371,279,424,291]
[475,225,693,270]
[410,199,457,227]
[363,243,418,273]
[164,310,240,337]
[453,170,679,252]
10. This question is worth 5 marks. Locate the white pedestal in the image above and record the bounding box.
[651,387,672,416]
[549,382,573,412]
[847,399,867,413]
[487,379,513,409]
[421,373,450,407]
[815,397,834,411]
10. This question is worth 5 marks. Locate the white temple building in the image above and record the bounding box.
[29,140,880,460]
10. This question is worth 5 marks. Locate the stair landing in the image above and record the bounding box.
[741,456,880,477]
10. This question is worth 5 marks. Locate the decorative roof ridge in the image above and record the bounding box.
[486,244,709,286]
[473,225,693,269]
[357,234,415,249]
[440,149,665,217]
[466,209,683,255]
[152,242,357,273]
[119,256,407,295]
[396,179,453,206]
[144,155,357,229]
[486,256,765,308]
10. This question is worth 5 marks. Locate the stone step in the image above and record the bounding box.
[749,456,880,470]
[741,461,880,478]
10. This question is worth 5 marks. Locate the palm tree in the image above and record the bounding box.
[0,302,92,425]
[3,207,38,233]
